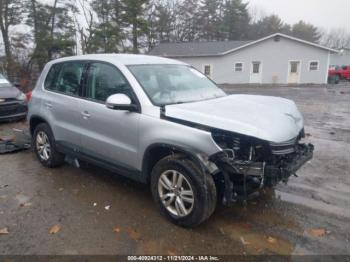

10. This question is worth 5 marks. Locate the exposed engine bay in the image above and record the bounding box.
[209,129,314,204]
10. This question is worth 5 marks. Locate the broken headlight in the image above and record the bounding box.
[211,130,270,162]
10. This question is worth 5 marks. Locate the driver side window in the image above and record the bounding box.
[86,62,131,102]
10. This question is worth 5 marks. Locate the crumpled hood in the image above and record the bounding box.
[165,95,304,143]
[0,86,21,99]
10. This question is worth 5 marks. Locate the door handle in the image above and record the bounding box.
[81,111,91,119]
[45,102,52,108]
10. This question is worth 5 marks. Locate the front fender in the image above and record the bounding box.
[137,114,222,171]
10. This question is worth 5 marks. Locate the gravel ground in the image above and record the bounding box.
[0,83,349,255]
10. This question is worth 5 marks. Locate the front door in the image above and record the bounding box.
[250,61,262,83]
[79,62,140,171]
[288,61,300,84]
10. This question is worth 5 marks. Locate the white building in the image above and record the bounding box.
[149,33,338,84]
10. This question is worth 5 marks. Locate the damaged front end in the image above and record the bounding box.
[209,129,314,205]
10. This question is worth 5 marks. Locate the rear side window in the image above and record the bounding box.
[86,62,132,102]
[44,62,84,96]
[44,63,62,90]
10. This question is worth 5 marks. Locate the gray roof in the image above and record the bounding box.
[149,33,338,57]
[149,41,252,57]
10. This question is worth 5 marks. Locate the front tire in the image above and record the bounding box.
[151,154,217,227]
[33,123,64,168]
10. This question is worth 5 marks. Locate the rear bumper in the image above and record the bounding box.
[0,101,27,122]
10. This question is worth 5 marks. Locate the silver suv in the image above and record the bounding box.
[28,54,313,227]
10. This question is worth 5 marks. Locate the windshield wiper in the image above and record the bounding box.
[159,101,186,106]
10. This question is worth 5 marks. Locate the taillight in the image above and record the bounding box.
[26,91,32,102]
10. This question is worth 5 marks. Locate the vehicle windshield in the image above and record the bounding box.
[0,74,11,88]
[128,64,226,105]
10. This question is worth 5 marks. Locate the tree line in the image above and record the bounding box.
[0,0,349,89]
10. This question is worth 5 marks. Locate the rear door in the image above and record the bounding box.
[79,62,140,171]
[43,61,86,150]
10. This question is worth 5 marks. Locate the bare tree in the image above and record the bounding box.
[248,4,266,24]
[321,28,350,49]
[74,0,96,54]
[0,0,22,80]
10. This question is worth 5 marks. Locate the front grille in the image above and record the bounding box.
[4,98,17,102]
[0,102,26,117]
[269,137,297,155]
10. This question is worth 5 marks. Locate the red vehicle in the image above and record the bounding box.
[329,65,350,82]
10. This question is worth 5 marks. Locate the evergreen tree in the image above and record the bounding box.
[89,0,123,53]
[291,20,321,43]
[176,0,200,42]
[197,0,224,41]
[155,3,175,42]
[222,0,250,40]
[248,14,291,39]
[26,0,78,70]
[121,0,149,53]
[147,0,176,48]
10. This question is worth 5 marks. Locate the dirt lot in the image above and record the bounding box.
[0,83,350,255]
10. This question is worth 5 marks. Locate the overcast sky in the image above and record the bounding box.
[245,0,349,32]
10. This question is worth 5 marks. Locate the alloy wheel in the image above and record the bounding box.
[158,170,194,217]
[36,131,51,161]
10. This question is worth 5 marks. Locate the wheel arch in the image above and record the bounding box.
[142,143,210,183]
[29,115,49,136]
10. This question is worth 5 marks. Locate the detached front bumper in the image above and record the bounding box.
[210,143,314,204]
[264,143,314,186]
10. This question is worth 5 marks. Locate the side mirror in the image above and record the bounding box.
[106,93,138,112]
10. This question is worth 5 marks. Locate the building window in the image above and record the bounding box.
[252,62,261,74]
[290,61,299,73]
[234,63,243,72]
[203,65,211,77]
[309,61,319,71]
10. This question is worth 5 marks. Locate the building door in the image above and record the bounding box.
[288,61,301,84]
[249,61,262,83]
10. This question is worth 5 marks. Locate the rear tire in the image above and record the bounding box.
[151,154,217,227]
[33,123,64,168]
